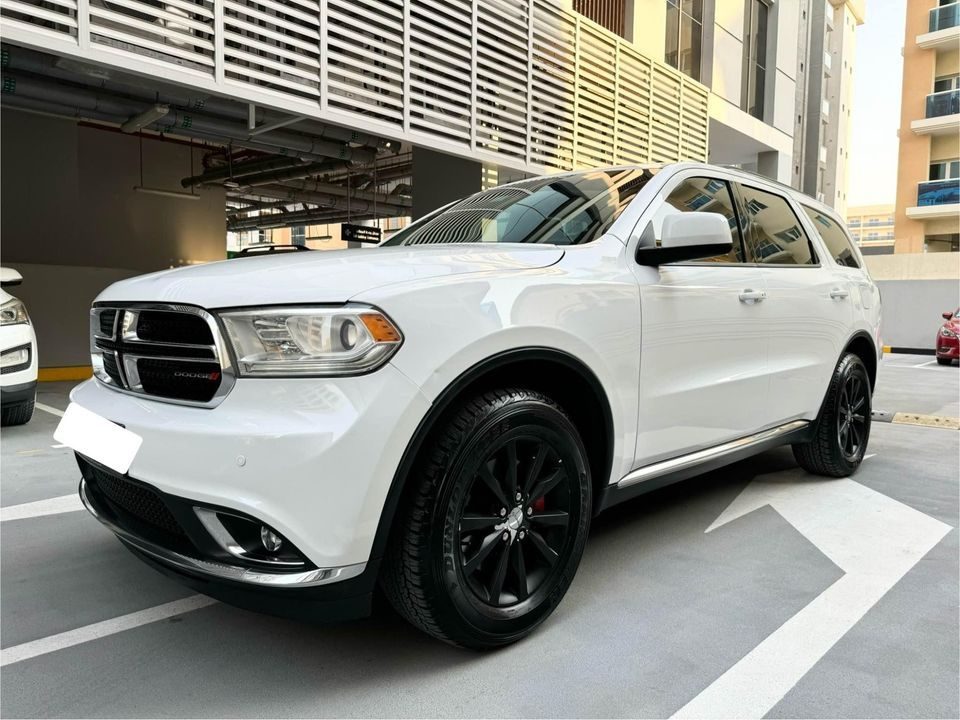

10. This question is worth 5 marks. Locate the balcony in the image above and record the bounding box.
[930,3,959,32]
[911,89,960,135]
[906,178,960,220]
[917,3,960,49]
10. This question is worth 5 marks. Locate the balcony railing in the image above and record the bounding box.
[929,2,959,32]
[918,178,960,207]
[926,89,960,118]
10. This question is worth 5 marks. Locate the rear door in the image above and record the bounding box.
[631,174,770,466]
[733,182,853,425]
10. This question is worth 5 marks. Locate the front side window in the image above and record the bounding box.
[383,168,656,246]
[742,0,769,120]
[801,206,861,268]
[665,0,703,81]
[643,177,744,263]
[738,185,817,266]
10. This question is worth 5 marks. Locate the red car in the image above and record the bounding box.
[936,309,959,365]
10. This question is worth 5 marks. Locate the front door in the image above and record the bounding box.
[631,175,770,467]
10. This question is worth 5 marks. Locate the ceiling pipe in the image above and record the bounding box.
[257,179,409,207]
[182,155,308,188]
[1,44,390,150]
[1,74,377,164]
[238,160,350,188]
[252,183,410,212]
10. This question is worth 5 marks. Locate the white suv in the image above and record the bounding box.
[61,164,881,648]
[1,267,38,426]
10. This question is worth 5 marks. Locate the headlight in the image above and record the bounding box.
[0,298,29,326]
[941,327,957,338]
[219,305,402,377]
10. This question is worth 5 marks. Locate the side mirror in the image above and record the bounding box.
[943,311,954,320]
[0,267,22,288]
[636,213,734,266]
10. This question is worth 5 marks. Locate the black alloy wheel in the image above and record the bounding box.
[381,388,591,649]
[837,371,868,462]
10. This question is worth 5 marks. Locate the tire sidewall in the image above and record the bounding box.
[429,396,591,645]
[830,355,872,471]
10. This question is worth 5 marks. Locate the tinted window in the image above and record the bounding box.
[801,206,861,268]
[738,185,817,265]
[644,177,743,263]
[382,168,655,246]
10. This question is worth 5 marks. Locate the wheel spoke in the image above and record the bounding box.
[511,542,528,601]
[460,514,502,533]
[852,396,866,412]
[487,541,511,605]
[850,422,860,450]
[528,468,565,503]
[478,463,509,508]
[527,529,559,566]
[505,440,518,500]
[463,531,502,575]
[531,510,569,527]
[523,443,549,496]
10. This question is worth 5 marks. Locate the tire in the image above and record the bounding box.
[1,397,35,427]
[937,357,953,366]
[380,388,591,649]
[793,353,871,478]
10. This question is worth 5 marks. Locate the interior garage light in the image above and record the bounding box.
[133,186,202,200]
[121,104,170,133]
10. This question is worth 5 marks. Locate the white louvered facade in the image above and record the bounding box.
[0,0,709,174]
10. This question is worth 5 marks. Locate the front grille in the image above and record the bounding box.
[137,358,221,402]
[136,310,213,345]
[102,352,123,386]
[99,309,117,336]
[91,305,231,406]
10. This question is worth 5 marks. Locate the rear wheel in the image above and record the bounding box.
[381,388,591,649]
[793,353,871,477]
[1,397,35,426]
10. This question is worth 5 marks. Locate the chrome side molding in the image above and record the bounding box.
[617,420,810,489]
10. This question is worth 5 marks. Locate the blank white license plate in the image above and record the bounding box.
[54,403,143,474]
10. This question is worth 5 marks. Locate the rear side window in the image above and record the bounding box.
[737,184,818,266]
[800,206,861,268]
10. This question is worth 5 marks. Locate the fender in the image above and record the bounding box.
[366,347,615,565]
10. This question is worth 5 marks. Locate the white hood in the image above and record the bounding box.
[96,245,564,308]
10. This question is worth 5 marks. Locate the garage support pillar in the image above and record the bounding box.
[411,147,483,220]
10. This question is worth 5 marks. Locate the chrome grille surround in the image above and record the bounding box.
[90,303,236,408]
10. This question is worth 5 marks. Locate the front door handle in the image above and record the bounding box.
[829,287,850,300]
[739,289,766,304]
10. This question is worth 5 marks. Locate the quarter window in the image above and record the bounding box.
[801,206,861,268]
[644,177,744,263]
[737,185,817,265]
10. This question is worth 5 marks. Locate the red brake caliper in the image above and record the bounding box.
[532,496,546,513]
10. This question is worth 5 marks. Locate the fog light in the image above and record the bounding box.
[0,347,29,368]
[260,526,283,552]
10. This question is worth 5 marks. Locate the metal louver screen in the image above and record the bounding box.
[1,0,710,174]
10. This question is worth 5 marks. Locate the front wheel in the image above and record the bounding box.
[793,353,871,477]
[1,397,35,426]
[937,357,953,366]
[381,388,591,649]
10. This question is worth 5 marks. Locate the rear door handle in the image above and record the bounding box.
[829,288,849,300]
[739,289,766,304]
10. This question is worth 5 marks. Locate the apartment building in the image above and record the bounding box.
[794,1,864,215]
[894,0,960,253]
[846,203,896,254]
[576,0,862,205]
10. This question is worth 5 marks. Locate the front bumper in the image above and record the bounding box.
[70,363,430,581]
[936,335,959,358]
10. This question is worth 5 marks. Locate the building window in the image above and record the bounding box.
[741,0,769,119]
[665,0,703,82]
[930,159,960,181]
[933,74,960,93]
[291,226,306,246]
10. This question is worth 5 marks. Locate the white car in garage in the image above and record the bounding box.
[60,163,881,648]
[1,267,37,426]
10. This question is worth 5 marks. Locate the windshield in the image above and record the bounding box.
[382,167,657,247]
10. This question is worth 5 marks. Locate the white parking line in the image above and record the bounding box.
[913,360,938,368]
[1,595,217,667]
[34,402,65,418]
[0,494,83,522]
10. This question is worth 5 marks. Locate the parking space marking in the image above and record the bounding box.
[912,360,938,368]
[673,471,952,719]
[1,494,83,522]
[0,595,217,667]
[34,402,65,418]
